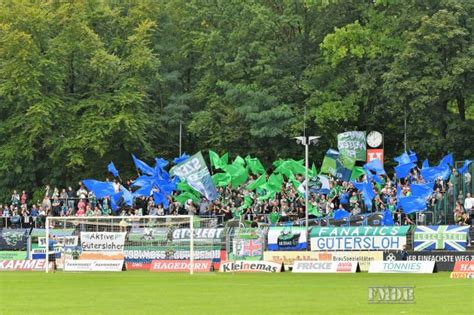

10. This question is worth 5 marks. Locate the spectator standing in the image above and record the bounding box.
[464,193,474,213]
[67,187,75,211]
[11,190,20,207]
[20,191,27,205]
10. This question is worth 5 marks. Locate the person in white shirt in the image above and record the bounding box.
[464,193,474,213]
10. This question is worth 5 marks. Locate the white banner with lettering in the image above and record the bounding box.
[80,232,126,252]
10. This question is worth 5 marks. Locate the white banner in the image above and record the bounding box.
[292,261,359,273]
[311,236,406,251]
[219,261,282,273]
[368,261,436,273]
[38,236,78,247]
[64,260,124,272]
[80,232,126,252]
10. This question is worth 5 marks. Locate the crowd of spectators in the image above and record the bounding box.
[1,166,472,229]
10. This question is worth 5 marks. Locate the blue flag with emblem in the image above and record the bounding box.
[414,225,469,251]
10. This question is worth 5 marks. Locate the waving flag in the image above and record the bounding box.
[333,209,350,220]
[132,154,154,175]
[422,159,430,169]
[410,182,434,199]
[457,160,472,175]
[107,162,119,177]
[394,162,415,179]
[398,195,426,214]
[364,159,386,175]
[421,163,451,182]
[82,179,115,199]
[414,225,469,251]
[382,209,395,226]
[440,153,454,167]
[352,181,376,210]
[173,153,189,165]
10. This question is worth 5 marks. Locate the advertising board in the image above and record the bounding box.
[292,261,359,273]
[219,261,282,273]
[0,259,53,271]
[64,260,124,272]
[149,260,212,272]
[383,251,474,271]
[450,261,474,279]
[368,261,436,273]
[263,251,382,271]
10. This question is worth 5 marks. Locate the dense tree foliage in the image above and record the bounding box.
[0,0,473,201]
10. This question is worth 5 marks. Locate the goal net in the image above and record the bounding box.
[44,216,222,274]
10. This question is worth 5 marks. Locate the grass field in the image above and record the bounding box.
[0,271,473,315]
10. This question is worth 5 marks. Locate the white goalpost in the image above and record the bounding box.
[44,215,207,274]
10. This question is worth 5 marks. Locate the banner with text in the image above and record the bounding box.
[219,261,282,273]
[263,251,382,271]
[268,227,307,251]
[414,225,469,251]
[150,260,212,272]
[292,261,359,273]
[368,261,436,273]
[310,226,409,251]
[64,260,124,272]
[383,250,474,271]
[337,131,367,161]
[80,232,126,252]
[0,259,53,271]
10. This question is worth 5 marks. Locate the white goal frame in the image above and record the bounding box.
[45,215,195,274]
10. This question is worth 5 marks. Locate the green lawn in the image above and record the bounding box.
[0,272,472,315]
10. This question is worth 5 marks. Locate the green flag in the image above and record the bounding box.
[245,156,266,175]
[233,155,245,166]
[350,166,366,180]
[224,164,249,187]
[309,163,318,177]
[209,150,221,169]
[220,152,229,166]
[175,192,200,205]
[308,203,322,217]
[246,175,267,190]
[269,211,280,224]
[212,172,231,187]
[267,173,283,192]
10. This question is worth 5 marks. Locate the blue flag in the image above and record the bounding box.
[394,152,411,165]
[440,153,454,167]
[333,209,350,220]
[457,160,472,175]
[120,185,134,207]
[132,154,155,175]
[398,195,427,214]
[422,159,429,169]
[364,159,386,175]
[408,150,418,163]
[82,179,115,199]
[410,182,434,199]
[173,153,190,164]
[153,191,170,209]
[421,163,451,182]
[382,209,394,226]
[107,162,119,177]
[352,181,376,210]
[394,162,415,179]
[154,157,169,170]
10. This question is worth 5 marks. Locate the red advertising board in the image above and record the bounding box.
[452,261,474,272]
[0,260,53,271]
[126,262,151,270]
[367,149,384,164]
[150,260,212,272]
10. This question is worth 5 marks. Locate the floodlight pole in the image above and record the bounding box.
[295,136,320,245]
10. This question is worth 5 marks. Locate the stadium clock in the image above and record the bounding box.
[366,131,383,148]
